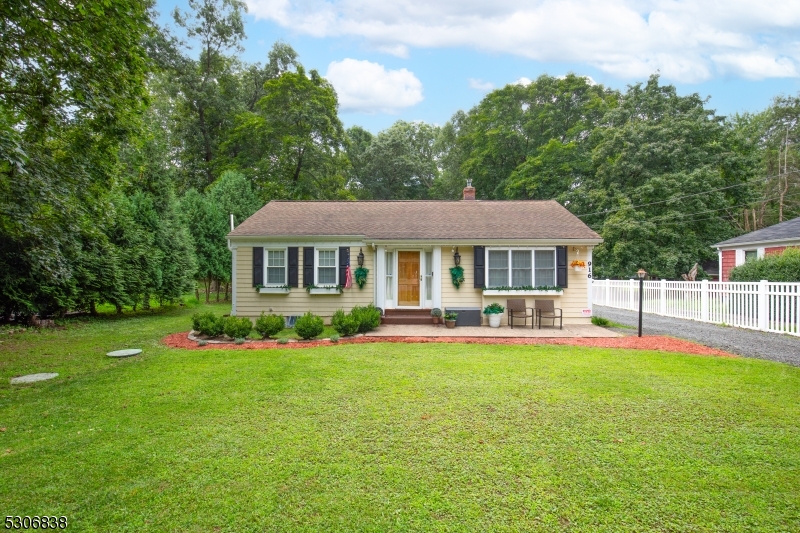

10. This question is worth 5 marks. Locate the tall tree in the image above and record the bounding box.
[0,0,154,316]
[228,66,350,200]
[580,76,755,279]
[356,121,441,200]
[454,74,615,199]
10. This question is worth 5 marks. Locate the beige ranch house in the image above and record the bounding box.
[227,185,602,326]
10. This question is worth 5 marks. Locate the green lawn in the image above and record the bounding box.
[1,303,799,532]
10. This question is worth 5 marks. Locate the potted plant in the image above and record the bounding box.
[483,302,505,328]
[431,308,442,324]
[444,311,458,328]
[570,260,586,271]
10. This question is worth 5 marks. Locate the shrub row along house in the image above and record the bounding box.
[715,216,800,281]
[227,184,602,326]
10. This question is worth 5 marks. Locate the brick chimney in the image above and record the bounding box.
[463,179,476,200]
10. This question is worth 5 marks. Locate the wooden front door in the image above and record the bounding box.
[398,251,420,306]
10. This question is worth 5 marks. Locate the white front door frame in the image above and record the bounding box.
[395,248,423,309]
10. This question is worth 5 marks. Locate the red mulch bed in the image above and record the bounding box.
[162,332,736,358]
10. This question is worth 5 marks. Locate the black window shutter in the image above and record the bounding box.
[556,246,568,288]
[303,247,314,287]
[339,247,350,286]
[252,247,263,287]
[287,247,299,287]
[474,246,485,288]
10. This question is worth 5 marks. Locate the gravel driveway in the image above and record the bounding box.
[594,305,800,366]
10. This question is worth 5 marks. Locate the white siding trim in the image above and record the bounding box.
[375,245,386,309]
[735,249,745,266]
[432,246,442,309]
[229,242,237,316]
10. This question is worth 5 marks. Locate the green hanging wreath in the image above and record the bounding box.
[449,266,465,289]
[354,267,369,289]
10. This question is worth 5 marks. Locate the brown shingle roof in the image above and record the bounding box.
[229,200,602,241]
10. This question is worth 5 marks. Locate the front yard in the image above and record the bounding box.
[1,303,799,531]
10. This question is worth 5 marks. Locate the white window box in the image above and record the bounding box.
[309,287,341,295]
[259,287,291,294]
[483,289,563,296]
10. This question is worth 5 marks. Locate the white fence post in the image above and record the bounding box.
[605,279,610,306]
[659,279,666,315]
[701,279,709,322]
[629,279,635,311]
[758,279,768,331]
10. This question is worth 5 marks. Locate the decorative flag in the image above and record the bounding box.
[344,265,353,289]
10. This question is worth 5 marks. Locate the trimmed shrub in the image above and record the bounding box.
[350,304,382,333]
[234,337,245,345]
[255,312,285,339]
[729,248,800,282]
[223,316,253,339]
[277,337,289,344]
[331,308,359,336]
[295,311,324,340]
[330,334,340,343]
[193,312,224,337]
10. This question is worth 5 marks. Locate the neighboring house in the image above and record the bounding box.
[714,216,800,281]
[227,184,603,325]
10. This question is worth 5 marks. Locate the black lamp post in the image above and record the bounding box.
[637,268,646,337]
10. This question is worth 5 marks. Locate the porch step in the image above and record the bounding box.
[381,315,434,325]
[384,308,431,316]
[382,308,433,325]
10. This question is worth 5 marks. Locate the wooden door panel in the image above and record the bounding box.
[398,251,420,306]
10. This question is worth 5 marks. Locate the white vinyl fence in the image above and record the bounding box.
[592,279,800,337]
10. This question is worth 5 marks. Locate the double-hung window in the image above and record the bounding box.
[316,249,338,286]
[265,249,286,285]
[486,248,556,288]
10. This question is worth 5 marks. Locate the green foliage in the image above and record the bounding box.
[234,337,245,345]
[192,312,225,336]
[729,248,800,282]
[277,337,289,344]
[353,121,441,200]
[450,266,465,288]
[295,311,324,340]
[483,303,505,315]
[430,308,442,318]
[228,65,350,200]
[223,316,252,339]
[578,75,752,279]
[444,312,458,321]
[354,267,369,289]
[329,334,340,343]
[255,312,285,339]
[483,286,562,292]
[305,285,344,294]
[331,309,360,337]
[349,304,382,334]
[591,316,611,327]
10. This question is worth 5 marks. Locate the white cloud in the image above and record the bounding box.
[325,59,424,114]
[513,77,532,86]
[246,0,800,83]
[468,78,494,91]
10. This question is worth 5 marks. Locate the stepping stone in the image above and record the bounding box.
[106,349,142,358]
[10,373,58,385]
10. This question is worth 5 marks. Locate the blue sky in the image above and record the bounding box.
[156,0,800,133]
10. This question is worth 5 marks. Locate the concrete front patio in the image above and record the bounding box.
[365,323,620,338]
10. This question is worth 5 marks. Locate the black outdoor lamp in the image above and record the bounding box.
[637,268,647,337]
[453,247,461,266]
[357,248,365,267]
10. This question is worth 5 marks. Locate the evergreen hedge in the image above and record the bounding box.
[729,248,800,282]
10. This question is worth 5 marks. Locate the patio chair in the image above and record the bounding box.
[535,299,562,330]
[507,299,534,329]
